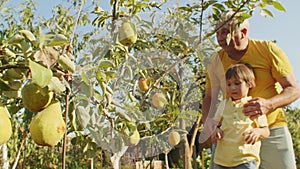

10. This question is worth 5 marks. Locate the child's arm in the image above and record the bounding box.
[243,115,270,144]
[243,127,270,145]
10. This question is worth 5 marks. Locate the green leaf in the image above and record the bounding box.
[48,76,66,93]
[212,3,225,12]
[79,81,92,97]
[58,54,75,73]
[38,27,46,48]
[3,48,16,58]
[98,60,115,70]
[105,70,117,80]
[259,3,267,8]
[0,78,22,91]
[29,59,53,88]
[0,78,11,91]
[45,34,68,46]
[96,70,107,83]
[77,106,91,129]
[81,71,90,85]
[8,34,24,44]
[260,9,274,17]
[240,13,252,20]
[73,94,90,103]
[272,1,286,12]
[178,7,192,12]
[93,90,103,101]
[19,30,36,42]
[2,91,20,98]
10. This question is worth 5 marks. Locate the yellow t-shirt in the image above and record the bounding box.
[206,39,292,128]
[214,98,268,167]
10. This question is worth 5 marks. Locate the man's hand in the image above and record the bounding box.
[242,97,273,120]
[211,128,223,144]
[199,118,219,144]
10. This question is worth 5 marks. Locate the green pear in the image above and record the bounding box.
[21,82,53,112]
[0,104,12,145]
[124,129,140,146]
[168,131,180,146]
[118,22,137,46]
[29,101,66,147]
[151,93,167,109]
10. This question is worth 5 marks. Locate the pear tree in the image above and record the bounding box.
[0,0,288,169]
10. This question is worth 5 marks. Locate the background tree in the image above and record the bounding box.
[285,106,300,169]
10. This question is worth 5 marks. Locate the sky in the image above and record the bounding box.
[29,0,300,108]
[248,1,300,108]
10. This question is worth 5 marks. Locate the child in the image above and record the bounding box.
[211,63,270,169]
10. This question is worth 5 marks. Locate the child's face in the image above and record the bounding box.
[226,77,250,101]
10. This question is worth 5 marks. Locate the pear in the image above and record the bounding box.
[168,131,180,146]
[124,129,140,146]
[118,22,137,46]
[151,93,167,109]
[138,78,149,91]
[29,101,66,147]
[0,105,12,145]
[21,82,53,112]
[127,130,140,146]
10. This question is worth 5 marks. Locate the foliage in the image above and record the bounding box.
[196,149,211,169]
[285,106,300,168]
[0,0,291,168]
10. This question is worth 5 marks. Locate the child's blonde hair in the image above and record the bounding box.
[225,63,255,88]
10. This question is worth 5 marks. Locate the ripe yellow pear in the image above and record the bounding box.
[151,93,166,109]
[168,131,180,146]
[29,101,66,147]
[0,105,12,145]
[124,129,140,146]
[138,78,149,91]
[118,22,137,46]
[21,82,53,112]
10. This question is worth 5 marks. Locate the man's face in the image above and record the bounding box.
[216,26,242,52]
[216,27,231,48]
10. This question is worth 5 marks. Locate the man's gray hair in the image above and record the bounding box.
[215,10,250,33]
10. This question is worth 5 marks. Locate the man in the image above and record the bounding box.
[201,10,300,169]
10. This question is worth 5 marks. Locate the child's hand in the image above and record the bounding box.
[211,128,223,144]
[243,129,260,145]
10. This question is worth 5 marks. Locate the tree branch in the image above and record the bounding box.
[140,54,188,103]
[0,64,28,71]
[214,0,251,33]
[70,1,85,45]
[62,87,70,169]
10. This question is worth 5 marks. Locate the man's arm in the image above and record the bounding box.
[199,87,221,143]
[243,73,300,118]
[271,73,300,108]
[202,86,221,123]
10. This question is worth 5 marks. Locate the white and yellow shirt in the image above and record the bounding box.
[213,97,268,167]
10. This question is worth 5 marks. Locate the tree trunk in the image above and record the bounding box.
[111,158,120,169]
[1,144,9,169]
[165,152,169,169]
[183,135,192,169]
[179,118,192,169]
[110,146,128,169]
[90,158,94,169]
